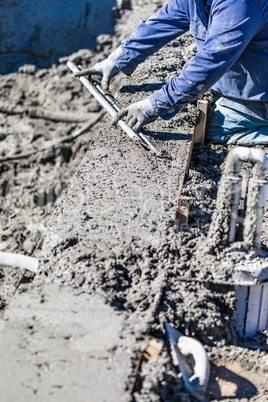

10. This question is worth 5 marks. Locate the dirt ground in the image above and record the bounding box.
[0,0,268,401]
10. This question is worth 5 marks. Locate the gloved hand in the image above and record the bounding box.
[111,99,158,132]
[74,58,119,91]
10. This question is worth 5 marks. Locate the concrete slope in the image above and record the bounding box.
[39,41,195,288]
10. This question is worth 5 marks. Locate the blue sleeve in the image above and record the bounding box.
[149,0,264,119]
[109,0,189,75]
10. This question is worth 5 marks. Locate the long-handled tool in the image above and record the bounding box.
[67,61,161,155]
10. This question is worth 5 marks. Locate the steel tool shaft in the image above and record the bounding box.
[67,61,160,154]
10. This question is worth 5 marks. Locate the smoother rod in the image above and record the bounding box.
[67,61,160,154]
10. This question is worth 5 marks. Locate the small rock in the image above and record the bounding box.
[23,238,35,254]
[97,34,113,46]
[18,64,36,75]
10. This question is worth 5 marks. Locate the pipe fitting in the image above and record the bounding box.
[164,322,210,402]
[225,147,268,178]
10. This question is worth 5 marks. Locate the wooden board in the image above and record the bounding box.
[193,100,209,145]
[176,100,209,228]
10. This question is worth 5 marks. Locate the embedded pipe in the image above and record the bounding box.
[207,173,242,248]
[243,178,268,249]
[228,176,242,243]
[208,147,268,250]
[0,252,38,274]
[255,180,268,247]
[225,147,268,178]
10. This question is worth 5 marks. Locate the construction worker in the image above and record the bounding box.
[76,0,268,145]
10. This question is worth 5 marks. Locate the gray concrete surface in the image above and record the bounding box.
[0,284,131,402]
[1,1,267,398]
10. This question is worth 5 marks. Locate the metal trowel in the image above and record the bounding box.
[67,61,162,155]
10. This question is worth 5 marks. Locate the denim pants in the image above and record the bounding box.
[206,98,268,145]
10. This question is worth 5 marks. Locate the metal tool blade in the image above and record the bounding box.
[67,61,161,155]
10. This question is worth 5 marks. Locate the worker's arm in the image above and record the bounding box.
[149,0,264,119]
[109,0,189,75]
[75,0,189,89]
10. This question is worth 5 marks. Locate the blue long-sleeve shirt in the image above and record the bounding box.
[109,0,268,120]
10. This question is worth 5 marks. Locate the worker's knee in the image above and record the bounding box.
[225,128,268,145]
[206,98,268,145]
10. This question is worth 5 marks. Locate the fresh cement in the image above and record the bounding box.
[0,0,268,400]
[40,42,267,401]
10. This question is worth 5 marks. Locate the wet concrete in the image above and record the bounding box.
[0,283,131,402]
[0,0,268,400]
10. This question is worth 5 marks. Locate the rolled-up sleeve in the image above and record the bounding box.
[149,0,264,119]
[109,0,189,75]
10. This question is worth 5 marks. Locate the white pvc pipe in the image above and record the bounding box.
[244,178,268,249]
[221,147,268,247]
[226,147,268,177]
[0,252,38,274]
[228,176,242,243]
[256,180,268,247]
[164,322,210,402]
[178,336,210,392]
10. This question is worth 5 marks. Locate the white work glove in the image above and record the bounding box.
[74,58,119,91]
[111,99,158,132]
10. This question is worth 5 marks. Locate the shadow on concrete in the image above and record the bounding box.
[120,83,164,93]
[208,362,258,400]
[144,130,192,142]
